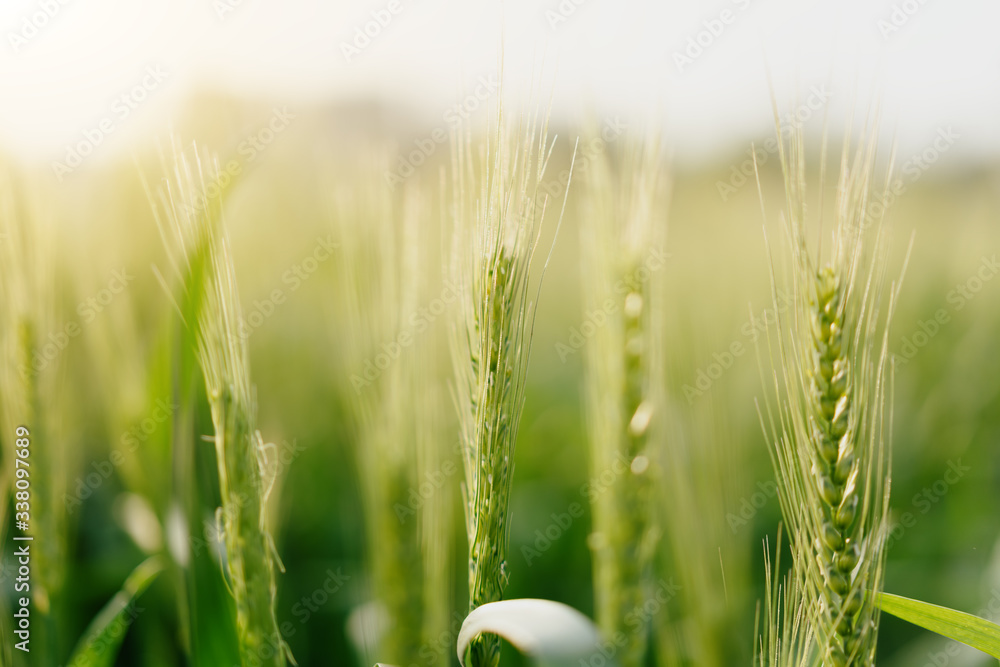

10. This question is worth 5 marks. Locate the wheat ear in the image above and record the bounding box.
[450,103,564,667]
[582,136,668,667]
[339,169,450,666]
[757,117,908,667]
[151,146,288,667]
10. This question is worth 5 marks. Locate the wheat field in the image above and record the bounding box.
[1,8,1000,666]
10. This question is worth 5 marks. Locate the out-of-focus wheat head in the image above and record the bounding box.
[0,165,69,666]
[150,143,289,667]
[757,117,907,667]
[337,158,451,667]
[450,102,563,667]
[581,134,669,667]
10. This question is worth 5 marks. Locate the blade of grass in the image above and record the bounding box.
[66,556,166,667]
[877,592,1000,659]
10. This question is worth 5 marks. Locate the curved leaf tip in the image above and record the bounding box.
[457,598,608,667]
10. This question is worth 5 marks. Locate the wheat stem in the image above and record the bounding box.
[340,172,450,666]
[152,146,287,667]
[451,105,559,667]
[582,137,668,667]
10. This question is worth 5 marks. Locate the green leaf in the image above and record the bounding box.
[66,556,166,667]
[877,591,1000,659]
[456,599,609,667]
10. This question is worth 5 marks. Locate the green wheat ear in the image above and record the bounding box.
[150,144,289,667]
[337,161,451,667]
[449,102,568,667]
[581,134,669,667]
[756,116,909,667]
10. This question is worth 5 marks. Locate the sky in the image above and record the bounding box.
[0,0,997,167]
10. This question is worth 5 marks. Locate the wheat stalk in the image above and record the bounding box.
[338,166,451,667]
[581,135,668,667]
[756,116,908,666]
[450,103,565,667]
[0,169,68,666]
[150,145,288,667]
